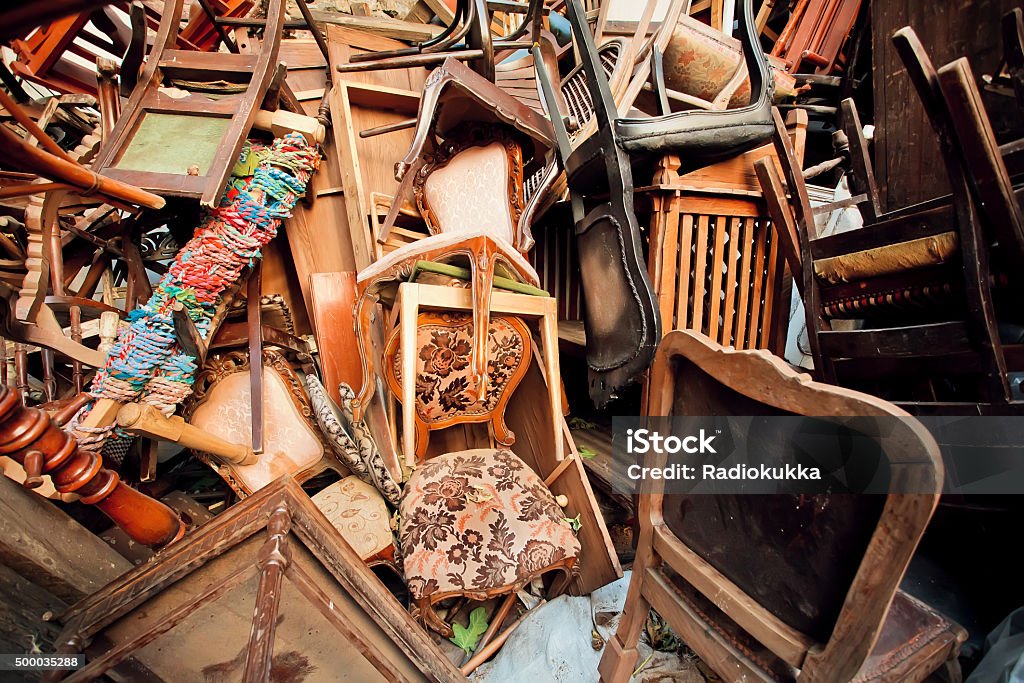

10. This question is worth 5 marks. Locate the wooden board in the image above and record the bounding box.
[279,39,358,318]
[0,474,131,603]
[309,272,364,403]
[871,0,1023,210]
[326,26,427,269]
[310,10,445,42]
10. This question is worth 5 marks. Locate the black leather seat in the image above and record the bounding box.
[570,0,774,168]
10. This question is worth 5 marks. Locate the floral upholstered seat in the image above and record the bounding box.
[383,312,532,460]
[399,448,580,636]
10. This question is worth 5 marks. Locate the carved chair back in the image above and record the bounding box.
[183,349,344,497]
[413,126,527,252]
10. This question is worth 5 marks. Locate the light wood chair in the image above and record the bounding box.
[638,109,808,357]
[354,109,561,467]
[388,281,564,467]
[598,329,966,683]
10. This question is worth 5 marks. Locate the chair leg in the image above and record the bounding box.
[352,285,379,421]
[247,263,264,454]
[539,302,565,462]
[598,552,654,683]
[400,284,420,467]
[468,238,498,403]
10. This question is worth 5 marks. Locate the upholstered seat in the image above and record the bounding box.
[399,448,580,636]
[814,232,960,285]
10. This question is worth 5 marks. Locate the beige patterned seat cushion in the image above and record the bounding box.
[422,142,516,243]
[399,449,580,604]
[312,476,393,561]
[814,232,959,285]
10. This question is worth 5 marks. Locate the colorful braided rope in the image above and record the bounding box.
[73,133,320,452]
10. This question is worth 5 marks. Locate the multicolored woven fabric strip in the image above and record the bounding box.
[73,133,320,453]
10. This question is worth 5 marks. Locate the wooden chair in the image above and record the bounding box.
[354,65,563,462]
[598,330,966,682]
[769,0,862,75]
[336,0,544,80]
[89,0,285,207]
[355,119,564,466]
[754,28,1024,412]
[638,109,808,358]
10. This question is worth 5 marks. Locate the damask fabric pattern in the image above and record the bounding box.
[399,449,580,607]
[386,313,531,424]
[305,375,402,506]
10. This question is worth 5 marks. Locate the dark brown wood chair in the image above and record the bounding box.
[598,330,966,683]
[755,28,1024,413]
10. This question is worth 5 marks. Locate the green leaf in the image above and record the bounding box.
[450,606,489,654]
[563,513,582,533]
[577,444,597,460]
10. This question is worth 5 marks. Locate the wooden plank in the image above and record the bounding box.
[691,214,710,334]
[734,218,754,346]
[746,218,768,349]
[0,475,132,603]
[309,272,363,403]
[871,0,1022,210]
[326,25,427,269]
[0,561,66,652]
[657,201,679,331]
[708,213,727,344]
[503,364,621,594]
[818,321,972,358]
[310,10,445,42]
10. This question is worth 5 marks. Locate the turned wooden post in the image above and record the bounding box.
[0,385,185,548]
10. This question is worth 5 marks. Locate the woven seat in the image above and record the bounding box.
[399,448,580,636]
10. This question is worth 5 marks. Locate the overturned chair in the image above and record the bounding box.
[598,330,966,683]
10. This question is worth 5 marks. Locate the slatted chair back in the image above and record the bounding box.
[638,109,808,355]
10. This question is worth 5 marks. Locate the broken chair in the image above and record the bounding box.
[598,329,966,682]
[754,28,1024,411]
[89,0,286,207]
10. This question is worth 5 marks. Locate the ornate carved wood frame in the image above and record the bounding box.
[183,349,345,497]
[411,123,528,252]
[49,476,464,683]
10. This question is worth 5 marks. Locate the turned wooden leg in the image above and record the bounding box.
[0,385,184,547]
[352,284,379,421]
